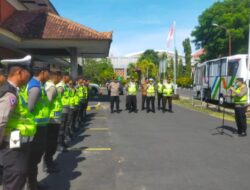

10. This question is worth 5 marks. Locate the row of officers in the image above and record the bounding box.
[0,55,90,190]
[108,77,174,113]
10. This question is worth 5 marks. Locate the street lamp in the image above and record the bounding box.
[212,23,232,56]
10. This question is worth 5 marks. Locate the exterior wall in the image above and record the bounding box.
[109,56,138,79]
[0,0,16,23]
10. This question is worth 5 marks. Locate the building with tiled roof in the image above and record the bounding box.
[0,0,113,78]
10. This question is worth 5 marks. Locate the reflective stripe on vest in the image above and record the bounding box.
[234,86,247,105]
[57,81,70,106]
[46,81,63,119]
[26,85,50,125]
[163,83,173,96]
[128,82,137,95]
[6,87,36,137]
[157,83,163,93]
[147,85,155,96]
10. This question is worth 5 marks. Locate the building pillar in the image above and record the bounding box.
[70,48,78,80]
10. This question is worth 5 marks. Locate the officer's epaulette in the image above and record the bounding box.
[0,82,17,98]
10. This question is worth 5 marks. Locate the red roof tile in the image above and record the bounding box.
[1,9,112,40]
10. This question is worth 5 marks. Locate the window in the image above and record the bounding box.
[228,60,239,76]
[221,59,227,76]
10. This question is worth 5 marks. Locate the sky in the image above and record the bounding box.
[50,0,218,56]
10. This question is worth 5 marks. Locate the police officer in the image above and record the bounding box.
[65,80,76,141]
[146,78,156,113]
[162,78,174,113]
[157,79,163,110]
[108,77,121,113]
[126,77,138,113]
[0,64,6,86]
[26,61,50,190]
[230,78,248,137]
[57,72,71,152]
[43,64,62,173]
[0,55,34,190]
[141,78,148,110]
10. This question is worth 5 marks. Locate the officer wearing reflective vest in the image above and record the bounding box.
[230,78,248,137]
[126,77,138,113]
[0,55,34,190]
[162,78,174,113]
[43,64,62,173]
[157,79,163,110]
[82,79,89,118]
[76,77,85,125]
[56,72,71,152]
[72,80,80,131]
[146,78,156,113]
[26,61,50,190]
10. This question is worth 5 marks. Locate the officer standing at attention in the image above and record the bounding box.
[126,77,138,113]
[57,72,71,152]
[141,78,148,110]
[0,64,6,86]
[157,79,163,110]
[230,78,248,137]
[43,64,62,173]
[26,61,50,190]
[108,77,120,113]
[162,78,174,113]
[146,78,156,113]
[0,55,34,190]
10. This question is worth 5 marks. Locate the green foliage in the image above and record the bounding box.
[191,0,250,60]
[82,58,114,84]
[127,63,137,79]
[137,59,158,78]
[177,58,184,78]
[176,77,192,88]
[182,38,192,77]
[138,49,160,66]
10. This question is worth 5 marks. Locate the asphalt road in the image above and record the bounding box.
[33,95,250,190]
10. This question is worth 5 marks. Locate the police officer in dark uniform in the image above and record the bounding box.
[0,55,32,190]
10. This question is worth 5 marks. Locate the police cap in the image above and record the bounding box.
[1,55,32,72]
[32,61,50,72]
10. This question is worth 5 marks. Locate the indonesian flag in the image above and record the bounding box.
[166,21,176,48]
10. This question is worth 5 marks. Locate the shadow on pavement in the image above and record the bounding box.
[40,150,85,190]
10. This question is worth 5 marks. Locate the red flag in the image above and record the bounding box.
[166,21,176,48]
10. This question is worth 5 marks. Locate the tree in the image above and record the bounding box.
[127,63,137,79]
[137,59,158,79]
[191,0,250,60]
[82,58,114,84]
[177,58,184,78]
[167,58,174,79]
[182,38,192,77]
[138,49,160,66]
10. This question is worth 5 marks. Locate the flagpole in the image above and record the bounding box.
[173,21,177,94]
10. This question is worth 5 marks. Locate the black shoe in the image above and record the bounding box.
[238,132,247,137]
[152,110,155,113]
[110,110,114,113]
[141,108,145,110]
[169,110,173,113]
[147,110,150,113]
[134,110,138,113]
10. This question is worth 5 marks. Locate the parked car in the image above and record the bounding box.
[89,83,100,97]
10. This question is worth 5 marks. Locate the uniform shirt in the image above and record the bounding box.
[141,82,148,96]
[108,81,120,96]
[0,81,18,144]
